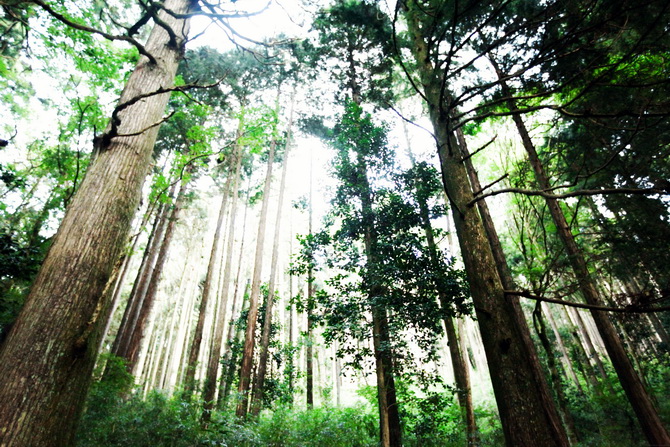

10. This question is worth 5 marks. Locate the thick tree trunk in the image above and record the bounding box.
[402,4,570,445]
[184,167,233,395]
[236,139,276,418]
[495,60,670,444]
[0,2,194,444]
[412,165,479,446]
[202,131,243,420]
[251,101,294,416]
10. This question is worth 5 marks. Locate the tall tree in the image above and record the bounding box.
[399,1,571,444]
[492,59,670,444]
[236,106,279,418]
[0,1,196,444]
[251,94,295,415]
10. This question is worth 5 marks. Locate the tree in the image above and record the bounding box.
[0,1,197,444]
[398,1,571,444]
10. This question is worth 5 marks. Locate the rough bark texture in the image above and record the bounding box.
[236,139,276,418]
[505,86,670,443]
[0,2,194,444]
[403,3,570,445]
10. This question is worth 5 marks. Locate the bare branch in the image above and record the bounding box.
[505,290,670,314]
[461,135,496,162]
[468,185,669,207]
[94,80,221,151]
[472,173,509,197]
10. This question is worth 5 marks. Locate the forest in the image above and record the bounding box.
[0,0,669,446]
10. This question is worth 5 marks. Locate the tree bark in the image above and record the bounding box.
[111,192,171,362]
[0,2,194,444]
[494,59,670,444]
[402,4,570,445]
[251,98,294,416]
[202,128,243,420]
[125,176,189,372]
[236,139,276,418]
[183,165,233,395]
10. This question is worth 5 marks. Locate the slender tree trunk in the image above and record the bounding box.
[236,139,277,418]
[493,60,670,445]
[100,197,156,352]
[251,98,294,415]
[202,130,244,420]
[125,177,189,372]
[184,167,233,395]
[356,151,402,447]
[111,194,171,362]
[545,306,582,392]
[532,303,579,444]
[409,151,479,446]
[371,305,402,447]
[0,2,194,444]
[224,279,251,407]
[306,146,315,409]
[218,185,252,408]
[402,5,570,445]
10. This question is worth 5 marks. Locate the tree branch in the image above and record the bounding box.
[468,185,669,206]
[505,290,670,313]
[31,0,158,64]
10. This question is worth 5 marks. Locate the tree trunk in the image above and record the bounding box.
[202,129,244,420]
[410,154,479,446]
[402,4,571,445]
[100,196,156,353]
[218,184,252,408]
[236,139,276,418]
[545,306,582,392]
[494,59,670,445]
[0,2,194,444]
[306,145,315,409]
[125,176,189,372]
[183,166,233,395]
[111,192,171,362]
[222,279,250,408]
[251,98,294,416]
[532,303,579,444]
